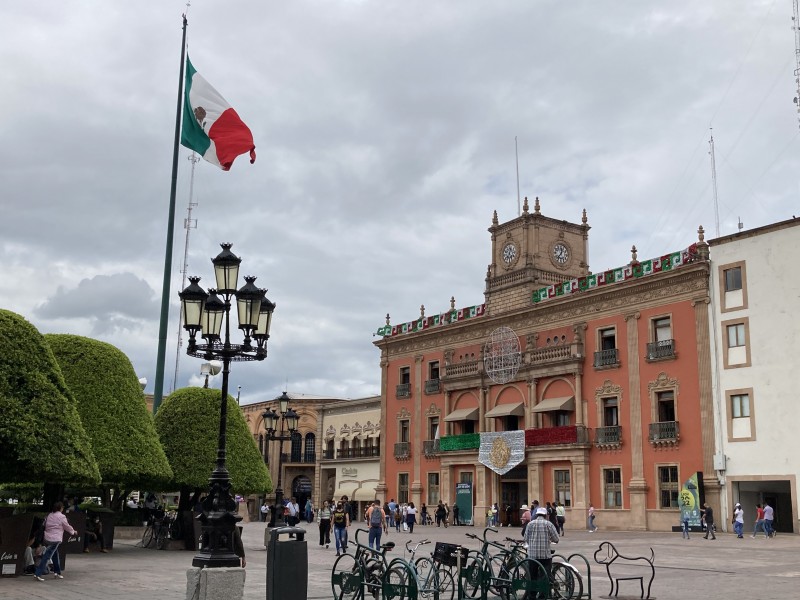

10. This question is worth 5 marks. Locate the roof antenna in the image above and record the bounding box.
[709,129,721,237]
[515,136,521,216]
[738,216,744,231]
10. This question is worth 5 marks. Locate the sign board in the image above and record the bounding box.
[679,471,704,528]
[341,467,358,477]
[455,483,473,525]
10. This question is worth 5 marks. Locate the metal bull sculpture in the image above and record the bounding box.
[593,541,655,598]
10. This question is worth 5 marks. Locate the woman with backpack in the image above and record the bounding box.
[332,502,350,556]
[366,500,387,550]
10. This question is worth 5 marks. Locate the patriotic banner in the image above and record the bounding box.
[532,244,698,304]
[478,431,526,475]
[375,303,486,337]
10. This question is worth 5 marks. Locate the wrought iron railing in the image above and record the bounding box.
[394,442,411,459]
[649,421,680,443]
[595,425,622,446]
[322,449,334,460]
[396,383,411,398]
[423,439,440,456]
[425,379,441,394]
[337,447,381,459]
[280,453,316,464]
[646,339,675,360]
[593,348,619,368]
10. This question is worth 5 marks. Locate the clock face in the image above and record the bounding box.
[552,243,570,265]
[502,243,517,264]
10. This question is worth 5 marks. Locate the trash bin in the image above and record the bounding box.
[266,526,307,600]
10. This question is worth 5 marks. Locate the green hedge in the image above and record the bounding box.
[0,310,100,485]
[46,334,173,488]
[155,387,271,494]
[440,433,481,451]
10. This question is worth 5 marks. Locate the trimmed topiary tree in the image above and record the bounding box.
[0,310,100,490]
[45,334,173,502]
[155,387,271,494]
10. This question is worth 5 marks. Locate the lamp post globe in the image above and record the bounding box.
[262,392,298,528]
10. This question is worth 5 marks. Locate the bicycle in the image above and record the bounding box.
[139,510,177,550]
[463,527,521,599]
[403,539,458,600]
[331,528,397,600]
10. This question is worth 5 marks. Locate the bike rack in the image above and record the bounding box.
[382,557,418,600]
[593,542,655,599]
[555,552,592,599]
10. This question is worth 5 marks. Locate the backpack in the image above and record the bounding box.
[333,510,346,526]
[370,507,383,527]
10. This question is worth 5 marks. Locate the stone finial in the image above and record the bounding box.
[486,264,492,279]
[631,245,638,264]
[420,304,425,318]
[450,296,456,310]
[534,196,541,214]
[385,313,390,325]
[492,210,499,225]
[698,225,705,243]
[522,196,529,214]
[582,208,588,225]
[695,224,710,260]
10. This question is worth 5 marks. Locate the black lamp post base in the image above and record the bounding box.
[192,509,242,568]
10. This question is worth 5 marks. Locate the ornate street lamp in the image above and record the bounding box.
[262,391,299,527]
[179,243,276,568]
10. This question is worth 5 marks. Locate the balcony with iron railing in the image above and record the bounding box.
[337,447,381,459]
[396,383,411,399]
[593,348,620,369]
[322,449,334,460]
[423,439,440,456]
[525,425,591,448]
[594,425,622,449]
[280,453,317,464]
[425,379,441,394]
[649,421,680,446]
[646,339,676,361]
[394,442,411,459]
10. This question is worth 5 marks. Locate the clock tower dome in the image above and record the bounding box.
[485,196,590,316]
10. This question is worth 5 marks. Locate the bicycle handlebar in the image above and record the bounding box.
[405,539,431,553]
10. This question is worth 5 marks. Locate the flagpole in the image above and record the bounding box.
[153,14,189,414]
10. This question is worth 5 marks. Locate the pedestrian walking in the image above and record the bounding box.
[452,502,460,526]
[751,504,766,538]
[491,503,499,527]
[387,498,397,529]
[588,504,597,532]
[305,498,314,523]
[421,503,428,526]
[524,507,560,597]
[405,502,417,533]
[394,505,402,532]
[332,502,350,556]
[34,501,76,581]
[260,500,270,523]
[435,502,446,527]
[366,500,387,550]
[763,502,775,538]
[317,500,332,549]
[732,503,744,538]
[681,512,691,539]
[701,503,716,539]
[556,502,566,535]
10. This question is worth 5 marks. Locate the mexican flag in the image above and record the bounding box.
[181,56,256,170]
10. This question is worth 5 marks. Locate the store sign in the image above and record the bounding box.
[342,467,358,477]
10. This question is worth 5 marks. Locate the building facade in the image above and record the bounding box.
[375,198,718,531]
[708,217,800,533]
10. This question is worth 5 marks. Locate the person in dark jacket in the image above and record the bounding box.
[701,503,716,540]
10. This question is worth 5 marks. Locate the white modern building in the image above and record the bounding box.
[708,217,800,533]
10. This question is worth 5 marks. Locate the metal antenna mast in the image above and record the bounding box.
[515,136,521,216]
[792,0,800,128]
[708,130,720,238]
[171,153,200,392]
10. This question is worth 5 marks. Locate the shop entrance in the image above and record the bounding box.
[500,479,526,527]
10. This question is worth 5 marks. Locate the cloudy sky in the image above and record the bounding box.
[2,1,797,406]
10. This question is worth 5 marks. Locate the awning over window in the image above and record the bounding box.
[444,407,479,422]
[485,402,525,418]
[354,486,378,502]
[333,487,357,501]
[531,396,575,413]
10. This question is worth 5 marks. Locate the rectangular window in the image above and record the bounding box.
[429,361,440,380]
[600,328,616,350]
[503,415,521,431]
[727,323,745,347]
[657,391,675,422]
[603,468,622,508]
[398,473,409,504]
[399,419,410,443]
[603,398,618,426]
[731,393,750,418]
[460,472,473,485]
[658,466,679,509]
[724,267,742,292]
[400,367,411,385]
[554,412,570,427]
[428,417,439,440]
[427,472,440,505]
[554,469,571,507]
[653,317,672,342]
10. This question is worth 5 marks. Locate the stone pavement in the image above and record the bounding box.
[1,519,798,599]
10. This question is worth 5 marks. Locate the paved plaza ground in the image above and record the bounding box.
[1,519,798,599]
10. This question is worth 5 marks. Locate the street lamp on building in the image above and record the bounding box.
[262,391,299,527]
[179,242,276,568]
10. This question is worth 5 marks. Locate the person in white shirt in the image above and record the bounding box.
[733,503,744,538]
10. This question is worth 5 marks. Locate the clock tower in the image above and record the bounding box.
[485,196,590,316]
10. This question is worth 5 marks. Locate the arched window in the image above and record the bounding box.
[304,433,316,463]
[290,431,302,462]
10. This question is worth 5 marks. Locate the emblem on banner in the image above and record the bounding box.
[479,431,525,475]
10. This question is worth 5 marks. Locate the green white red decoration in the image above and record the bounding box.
[532,244,698,304]
[376,303,486,337]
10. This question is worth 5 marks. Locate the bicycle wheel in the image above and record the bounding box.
[140,526,153,549]
[550,562,582,600]
[432,567,455,600]
[363,557,386,600]
[414,557,433,587]
[510,559,548,600]
[383,565,412,600]
[156,527,168,550]
[488,554,514,600]
[460,552,486,599]
[331,552,362,600]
